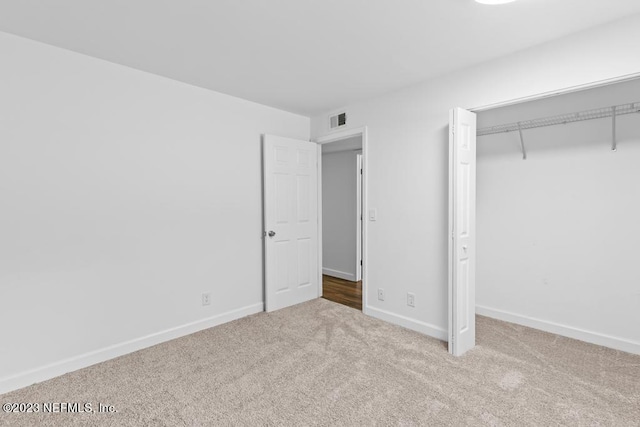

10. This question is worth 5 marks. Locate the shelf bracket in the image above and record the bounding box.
[517,122,527,160]
[612,106,617,152]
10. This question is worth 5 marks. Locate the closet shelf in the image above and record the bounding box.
[477,101,640,137]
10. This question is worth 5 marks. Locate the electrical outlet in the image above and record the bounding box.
[377,288,385,301]
[407,292,415,308]
[202,293,211,306]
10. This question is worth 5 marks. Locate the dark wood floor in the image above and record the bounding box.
[322,275,362,310]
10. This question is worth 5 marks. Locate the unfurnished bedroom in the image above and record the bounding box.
[1,0,639,425]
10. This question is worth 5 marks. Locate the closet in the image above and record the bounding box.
[474,78,640,354]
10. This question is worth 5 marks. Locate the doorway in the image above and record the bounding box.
[317,128,367,312]
[262,127,367,314]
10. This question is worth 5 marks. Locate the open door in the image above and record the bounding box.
[448,108,476,357]
[263,134,319,312]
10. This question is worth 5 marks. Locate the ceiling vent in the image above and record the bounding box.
[329,111,347,129]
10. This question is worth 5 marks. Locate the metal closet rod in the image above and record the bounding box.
[476,101,640,159]
[477,101,640,137]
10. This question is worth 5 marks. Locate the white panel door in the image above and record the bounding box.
[448,107,477,357]
[264,134,318,312]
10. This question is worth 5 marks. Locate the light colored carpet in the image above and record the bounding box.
[1,298,639,426]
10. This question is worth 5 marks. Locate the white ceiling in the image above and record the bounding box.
[1,0,639,116]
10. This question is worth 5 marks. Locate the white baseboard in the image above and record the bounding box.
[366,305,448,341]
[476,305,640,355]
[0,302,264,395]
[322,267,356,282]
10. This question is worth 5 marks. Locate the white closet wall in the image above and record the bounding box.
[476,78,640,353]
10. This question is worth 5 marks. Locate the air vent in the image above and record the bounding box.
[329,112,347,129]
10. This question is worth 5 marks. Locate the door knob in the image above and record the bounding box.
[268,231,276,237]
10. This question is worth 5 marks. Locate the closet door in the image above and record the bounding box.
[448,107,477,357]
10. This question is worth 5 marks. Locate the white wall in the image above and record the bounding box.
[322,147,361,281]
[310,13,640,346]
[476,79,640,353]
[0,32,309,393]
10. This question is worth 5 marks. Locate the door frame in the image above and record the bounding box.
[315,126,369,314]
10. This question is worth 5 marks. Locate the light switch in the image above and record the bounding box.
[369,209,377,221]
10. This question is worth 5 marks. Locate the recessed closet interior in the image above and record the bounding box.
[475,78,640,350]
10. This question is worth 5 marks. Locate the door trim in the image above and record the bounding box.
[315,126,369,314]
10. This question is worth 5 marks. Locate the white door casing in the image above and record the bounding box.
[448,108,477,357]
[263,134,319,312]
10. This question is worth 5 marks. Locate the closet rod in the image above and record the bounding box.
[477,101,640,137]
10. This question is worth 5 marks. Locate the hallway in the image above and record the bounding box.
[322,275,362,310]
